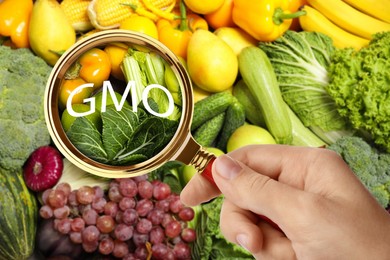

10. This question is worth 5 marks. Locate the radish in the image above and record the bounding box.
[23,146,64,192]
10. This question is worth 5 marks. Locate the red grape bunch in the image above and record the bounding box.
[39,175,197,259]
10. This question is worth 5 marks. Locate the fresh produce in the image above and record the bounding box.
[23,146,64,192]
[183,0,224,14]
[227,124,276,152]
[326,32,390,153]
[59,77,92,110]
[103,43,128,80]
[342,0,390,23]
[259,30,354,145]
[193,112,226,147]
[0,0,33,48]
[215,97,246,151]
[0,46,51,171]
[232,0,305,42]
[29,0,76,66]
[119,15,159,39]
[0,168,38,260]
[38,176,196,259]
[61,103,102,132]
[214,27,257,56]
[238,46,293,144]
[328,136,390,208]
[60,0,94,32]
[191,91,234,131]
[204,0,235,30]
[287,0,308,31]
[187,29,238,93]
[298,5,369,50]
[307,0,390,40]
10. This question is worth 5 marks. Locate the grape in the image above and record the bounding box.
[92,197,107,213]
[112,239,129,258]
[136,218,152,234]
[78,204,92,215]
[82,240,99,253]
[47,189,67,208]
[109,180,119,188]
[132,174,148,183]
[82,225,100,244]
[57,218,72,234]
[181,228,196,243]
[169,197,184,213]
[150,226,165,245]
[152,243,169,259]
[114,223,133,242]
[82,208,98,225]
[39,205,53,219]
[173,242,191,259]
[135,245,148,259]
[118,178,138,198]
[138,180,153,199]
[132,231,149,247]
[53,205,70,219]
[104,201,118,217]
[56,182,71,197]
[76,186,95,205]
[71,217,85,232]
[115,210,124,224]
[178,207,195,221]
[68,190,79,207]
[155,199,170,212]
[165,220,182,238]
[99,237,114,255]
[108,185,123,202]
[41,188,52,205]
[96,215,115,234]
[161,213,174,228]
[147,208,164,225]
[123,253,138,260]
[69,231,82,244]
[122,208,138,225]
[119,197,136,211]
[153,182,171,200]
[136,199,153,217]
[93,186,104,198]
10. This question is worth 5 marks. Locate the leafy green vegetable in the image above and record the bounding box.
[328,136,390,208]
[0,46,52,171]
[326,31,390,152]
[259,30,354,144]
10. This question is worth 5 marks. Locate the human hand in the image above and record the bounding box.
[180,145,390,259]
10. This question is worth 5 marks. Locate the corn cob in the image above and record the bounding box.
[61,0,94,32]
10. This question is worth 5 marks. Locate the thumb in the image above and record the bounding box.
[212,154,308,230]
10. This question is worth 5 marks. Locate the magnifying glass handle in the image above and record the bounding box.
[201,157,282,232]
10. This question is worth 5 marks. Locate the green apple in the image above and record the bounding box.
[61,103,102,132]
[227,124,276,152]
[180,164,197,186]
[206,147,225,156]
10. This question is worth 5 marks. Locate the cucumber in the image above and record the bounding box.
[238,46,293,144]
[216,97,246,152]
[233,79,265,127]
[193,112,226,147]
[191,91,233,131]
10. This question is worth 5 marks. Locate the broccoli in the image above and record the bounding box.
[0,46,52,171]
[328,136,390,208]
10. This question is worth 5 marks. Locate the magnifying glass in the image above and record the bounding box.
[45,30,216,184]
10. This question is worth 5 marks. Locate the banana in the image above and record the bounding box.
[308,0,390,40]
[299,5,369,50]
[342,0,390,24]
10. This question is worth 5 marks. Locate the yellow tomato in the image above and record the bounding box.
[104,43,128,80]
[78,48,111,90]
[59,77,92,110]
[119,15,159,40]
[184,0,225,14]
[204,0,235,30]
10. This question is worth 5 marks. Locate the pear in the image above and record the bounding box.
[187,29,238,93]
[29,0,76,66]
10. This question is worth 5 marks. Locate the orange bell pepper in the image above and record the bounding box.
[232,0,306,42]
[0,0,33,48]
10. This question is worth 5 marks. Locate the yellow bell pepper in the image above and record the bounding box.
[0,0,33,48]
[232,0,305,42]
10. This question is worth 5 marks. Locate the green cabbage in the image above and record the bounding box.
[259,31,354,144]
[326,32,390,152]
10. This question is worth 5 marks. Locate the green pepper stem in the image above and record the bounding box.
[273,8,306,25]
[179,0,189,31]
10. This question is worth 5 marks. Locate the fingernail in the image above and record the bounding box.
[236,233,250,251]
[215,155,242,180]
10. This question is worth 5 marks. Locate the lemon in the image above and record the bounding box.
[227,124,276,152]
[119,15,159,40]
[61,104,101,132]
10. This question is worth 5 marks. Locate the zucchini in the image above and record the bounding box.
[238,46,293,144]
[216,97,246,152]
[233,79,265,127]
[191,91,233,131]
[0,169,38,260]
[193,112,226,147]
